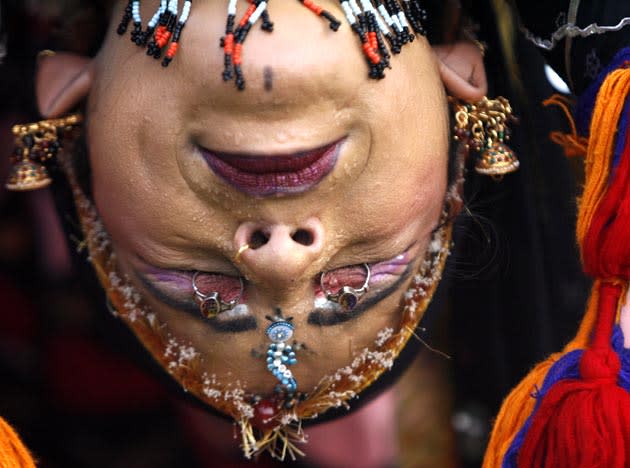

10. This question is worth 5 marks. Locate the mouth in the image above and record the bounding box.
[200,139,343,197]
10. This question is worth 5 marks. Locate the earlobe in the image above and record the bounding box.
[433,41,488,102]
[36,53,95,118]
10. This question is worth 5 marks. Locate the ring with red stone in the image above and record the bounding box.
[320,263,371,311]
[192,272,244,318]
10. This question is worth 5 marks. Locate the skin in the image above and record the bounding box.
[31,1,487,462]
[79,0,450,395]
[36,0,487,412]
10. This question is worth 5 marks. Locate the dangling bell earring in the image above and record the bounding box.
[6,114,83,191]
[452,96,519,179]
[192,271,244,318]
[320,263,371,311]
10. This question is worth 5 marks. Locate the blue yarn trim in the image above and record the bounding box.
[501,349,582,468]
[501,325,630,467]
[575,47,630,136]
[612,326,630,391]
[610,98,630,179]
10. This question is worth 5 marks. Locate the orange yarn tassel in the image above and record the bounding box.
[0,417,36,468]
[483,66,630,468]
[542,95,588,158]
[521,67,630,466]
[577,68,630,255]
[517,283,630,468]
[482,283,599,468]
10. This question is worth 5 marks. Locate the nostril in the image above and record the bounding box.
[250,230,270,249]
[291,229,314,246]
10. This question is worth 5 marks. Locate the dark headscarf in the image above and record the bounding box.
[513,0,630,95]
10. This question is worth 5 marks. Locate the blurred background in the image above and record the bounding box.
[0,1,591,466]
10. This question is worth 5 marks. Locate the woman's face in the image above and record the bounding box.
[87,0,449,396]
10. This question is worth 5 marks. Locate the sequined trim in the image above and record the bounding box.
[521,17,630,51]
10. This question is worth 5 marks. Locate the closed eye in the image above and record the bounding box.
[130,267,257,333]
[309,244,420,326]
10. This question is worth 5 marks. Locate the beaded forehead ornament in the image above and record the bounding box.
[117,0,427,89]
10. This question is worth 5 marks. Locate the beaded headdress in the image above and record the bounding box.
[116,0,427,89]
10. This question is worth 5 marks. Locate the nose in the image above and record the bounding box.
[233,218,325,287]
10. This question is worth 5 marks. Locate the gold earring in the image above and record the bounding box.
[6,114,83,191]
[452,96,519,179]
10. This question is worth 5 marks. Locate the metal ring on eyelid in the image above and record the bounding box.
[192,271,244,318]
[320,263,371,311]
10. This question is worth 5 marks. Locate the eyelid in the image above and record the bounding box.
[132,266,244,308]
[131,270,257,333]
[131,251,241,276]
[308,263,414,326]
[191,272,244,300]
[321,244,417,287]
[322,240,419,272]
[318,261,413,303]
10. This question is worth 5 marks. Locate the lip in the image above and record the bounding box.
[200,139,343,197]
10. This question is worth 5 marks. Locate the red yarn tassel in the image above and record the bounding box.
[517,283,630,468]
[582,133,630,279]
[517,135,630,468]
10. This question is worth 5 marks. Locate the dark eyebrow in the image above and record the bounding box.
[264,65,273,91]
[135,272,257,334]
[307,263,414,327]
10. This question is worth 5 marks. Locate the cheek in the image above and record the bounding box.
[338,60,449,243]
[88,125,175,255]
[86,66,233,256]
[346,164,447,245]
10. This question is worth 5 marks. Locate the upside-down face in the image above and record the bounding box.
[85,0,449,407]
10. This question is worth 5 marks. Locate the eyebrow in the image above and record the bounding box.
[264,66,273,91]
[307,263,414,327]
[135,272,258,334]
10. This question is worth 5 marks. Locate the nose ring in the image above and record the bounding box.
[320,263,371,311]
[233,243,250,264]
[192,272,244,318]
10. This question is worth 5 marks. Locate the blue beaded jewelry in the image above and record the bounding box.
[265,310,298,395]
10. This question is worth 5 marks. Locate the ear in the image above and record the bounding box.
[36,52,95,118]
[433,41,488,103]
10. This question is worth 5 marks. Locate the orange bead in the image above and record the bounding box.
[362,43,380,64]
[233,44,243,65]
[240,4,256,27]
[157,32,171,48]
[166,42,179,59]
[224,33,234,55]
[303,0,323,15]
[368,32,378,50]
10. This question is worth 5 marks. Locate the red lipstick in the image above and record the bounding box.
[201,139,342,197]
